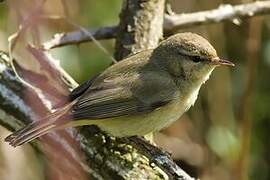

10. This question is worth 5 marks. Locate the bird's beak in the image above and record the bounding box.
[211,58,235,67]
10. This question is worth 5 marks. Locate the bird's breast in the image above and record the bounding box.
[92,88,200,137]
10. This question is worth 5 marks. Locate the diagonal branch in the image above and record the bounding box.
[0,48,193,179]
[123,136,194,180]
[0,50,166,179]
[42,1,270,49]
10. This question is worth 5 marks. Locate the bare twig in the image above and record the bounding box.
[42,26,118,50]
[63,21,117,63]
[42,17,117,63]
[42,1,270,49]
[164,1,270,32]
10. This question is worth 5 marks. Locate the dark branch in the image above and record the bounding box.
[0,51,166,179]
[0,49,190,179]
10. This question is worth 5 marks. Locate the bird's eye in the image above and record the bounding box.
[191,56,204,63]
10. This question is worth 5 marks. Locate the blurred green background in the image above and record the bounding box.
[0,0,269,180]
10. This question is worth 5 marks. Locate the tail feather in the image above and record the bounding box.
[5,123,37,142]
[6,123,57,147]
[5,101,76,147]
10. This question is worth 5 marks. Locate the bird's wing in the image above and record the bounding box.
[69,49,153,101]
[69,74,99,101]
[72,70,179,120]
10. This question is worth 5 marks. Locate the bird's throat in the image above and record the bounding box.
[182,67,215,109]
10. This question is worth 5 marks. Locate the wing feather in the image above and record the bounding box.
[71,71,178,120]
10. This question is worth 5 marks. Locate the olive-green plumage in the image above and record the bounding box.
[5,33,234,147]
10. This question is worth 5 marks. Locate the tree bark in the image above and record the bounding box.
[114,0,165,60]
[0,50,166,179]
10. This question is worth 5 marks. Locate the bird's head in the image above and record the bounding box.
[152,32,234,83]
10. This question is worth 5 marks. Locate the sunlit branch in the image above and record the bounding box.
[42,1,270,49]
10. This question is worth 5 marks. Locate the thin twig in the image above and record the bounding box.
[42,1,270,49]
[42,25,117,50]
[40,15,118,63]
[164,1,270,32]
[63,20,117,63]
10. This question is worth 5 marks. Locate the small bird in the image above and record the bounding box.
[5,32,234,147]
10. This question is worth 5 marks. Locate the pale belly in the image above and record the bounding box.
[74,92,198,137]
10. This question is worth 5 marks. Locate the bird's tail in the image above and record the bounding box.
[5,101,76,147]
